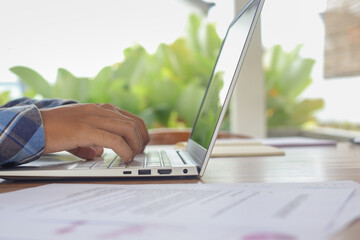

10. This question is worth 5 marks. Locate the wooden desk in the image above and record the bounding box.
[1,142,360,239]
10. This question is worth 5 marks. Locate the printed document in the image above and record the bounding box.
[0,181,358,240]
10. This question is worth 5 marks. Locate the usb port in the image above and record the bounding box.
[158,169,172,174]
[138,169,151,175]
[123,171,132,175]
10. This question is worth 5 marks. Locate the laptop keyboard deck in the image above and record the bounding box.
[74,150,184,170]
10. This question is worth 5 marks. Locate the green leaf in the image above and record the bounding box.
[204,23,221,58]
[114,46,149,86]
[290,99,324,125]
[9,66,52,98]
[148,78,182,109]
[0,91,11,106]
[265,44,325,127]
[108,80,141,114]
[175,84,205,126]
[53,68,90,102]
[90,66,113,103]
[186,14,202,53]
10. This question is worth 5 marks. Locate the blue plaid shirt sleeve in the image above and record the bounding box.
[0,97,77,167]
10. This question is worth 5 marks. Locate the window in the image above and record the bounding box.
[261,0,360,131]
[323,0,360,79]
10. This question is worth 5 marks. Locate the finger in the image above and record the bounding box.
[93,104,147,150]
[98,104,150,147]
[88,116,144,155]
[93,146,104,156]
[117,109,150,146]
[78,128,134,163]
[68,147,98,160]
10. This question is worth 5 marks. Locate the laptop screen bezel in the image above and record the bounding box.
[184,0,265,176]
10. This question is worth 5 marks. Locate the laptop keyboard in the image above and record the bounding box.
[74,150,175,169]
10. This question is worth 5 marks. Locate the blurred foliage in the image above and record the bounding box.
[191,71,224,148]
[319,121,360,132]
[6,16,324,130]
[0,91,11,106]
[9,14,222,129]
[264,45,324,128]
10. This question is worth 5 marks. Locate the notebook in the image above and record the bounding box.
[0,0,265,179]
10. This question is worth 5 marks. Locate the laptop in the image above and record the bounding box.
[0,0,265,179]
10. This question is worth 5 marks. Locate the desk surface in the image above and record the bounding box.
[1,142,360,239]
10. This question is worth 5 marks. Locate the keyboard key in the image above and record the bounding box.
[144,151,162,167]
[128,158,145,168]
[109,156,127,168]
[92,155,116,169]
[75,160,99,169]
[146,157,161,167]
[165,150,185,166]
[147,151,160,158]
[134,153,146,162]
[161,151,172,167]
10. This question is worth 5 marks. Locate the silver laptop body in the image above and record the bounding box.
[0,0,265,179]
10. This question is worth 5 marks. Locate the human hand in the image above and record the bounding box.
[40,103,149,163]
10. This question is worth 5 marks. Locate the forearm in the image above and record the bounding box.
[0,104,45,167]
[1,97,77,109]
[0,99,150,167]
[0,97,77,167]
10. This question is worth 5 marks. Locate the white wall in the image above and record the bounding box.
[230,0,266,138]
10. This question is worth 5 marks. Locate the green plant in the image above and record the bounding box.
[10,14,222,129]
[0,91,11,106]
[264,45,324,128]
[8,14,322,131]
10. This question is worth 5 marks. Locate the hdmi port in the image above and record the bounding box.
[158,169,172,174]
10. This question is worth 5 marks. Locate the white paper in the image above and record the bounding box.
[0,181,357,240]
[216,137,337,147]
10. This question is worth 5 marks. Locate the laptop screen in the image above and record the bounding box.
[190,0,259,149]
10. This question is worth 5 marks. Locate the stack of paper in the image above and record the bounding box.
[175,136,337,158]
[175,140,285,157]
[0,181,359,239]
